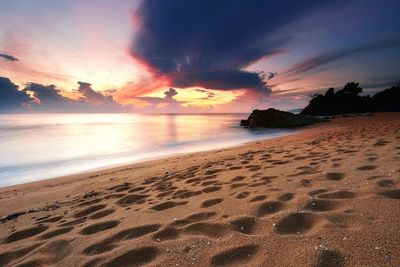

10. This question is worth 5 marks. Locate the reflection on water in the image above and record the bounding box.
[0,113,294,186]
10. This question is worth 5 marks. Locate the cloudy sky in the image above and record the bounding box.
[0,0,399,113]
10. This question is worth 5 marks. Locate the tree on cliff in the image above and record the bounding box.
[301,82,399,115]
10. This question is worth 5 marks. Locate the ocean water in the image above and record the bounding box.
[0,113,294,187]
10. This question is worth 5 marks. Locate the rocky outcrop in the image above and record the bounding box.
[301,82,400,116]
[240,108,326,128]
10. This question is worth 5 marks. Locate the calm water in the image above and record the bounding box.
[0,113,294,187]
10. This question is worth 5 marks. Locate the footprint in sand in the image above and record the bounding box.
[128,186,146,193]
[150,201,188,211]
[82,257,104,267]
[0,243,43,266]
[107,183,131,192]
[236,191,250,199]
[16,239,72,266]
[152,227,180,241]
[357,165,377,171]
[89,209,115,219]
[315,250,344,267]
[183,222,226,238]
[304,199,338,212]
[376,179,396,187]
[83,224,161,255]
[74,204,107,218]
[156,190,175,198]
[104,246,159,267]
[77,198,103,207]
[36,215,63,223]
[231,175,246,182]
[172,189,202,199]
[229,166,242,170]
[80,220,120,235]
[59,217,86,227]
[229,216,257,234]
[4,225,49,243]
[230,183,248,189]
[378,189,400,199]
[201,180,220,186]
[374,140,390,146]
[249,195,267,202]
[202,186,222,193]
[275,212,317,235]
[38,227,73,240]
[186,177,202,184]
[103,193,125,199]
[201,198,223,208]
[325,172,345,181]
[116,194,149,206]
[211,244,259,266]
[300,179,312,187]
[169,211,216,228]
[256,201,284,217]
[278,193,294,202]
[318,190,355,199]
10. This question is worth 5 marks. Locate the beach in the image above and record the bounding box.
[0,113,399,266]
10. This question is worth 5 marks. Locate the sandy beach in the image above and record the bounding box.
[0,113,399,267]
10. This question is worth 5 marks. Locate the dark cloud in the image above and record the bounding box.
[131,87,191,113]
[77,81,118,105]
[169,69,269,93]
[196,89,216,99]
[0,53,18,62]
[284,37,400,76]
[0,77,32,112]
[132,0,342,94]
[266,72,277,80]
[163,88,178,99]
[0,76,127,113]
[135,87,180,105]
[24,83,72,106]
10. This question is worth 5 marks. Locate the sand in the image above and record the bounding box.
[0,113,399,267]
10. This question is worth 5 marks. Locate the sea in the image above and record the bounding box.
[0,113,295,187]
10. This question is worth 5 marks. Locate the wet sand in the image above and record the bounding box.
[0,113,399,266]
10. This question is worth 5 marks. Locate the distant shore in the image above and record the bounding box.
[0,113,399,266]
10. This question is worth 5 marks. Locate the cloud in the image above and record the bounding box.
[163,88,178,99]
[0,77,32,112]
[131,0,342,94]
[77,81,119,106]
[0,76,127,113]
[135,87,180,105]
[130,87,197,113]
[284,37,400,76]
[266,72,277,80]
[168,69,270,93]
[195,89,216,99]
[24,83,72,106]
[0,53,18,62]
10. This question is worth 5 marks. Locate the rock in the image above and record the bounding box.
[83,191,99,198]
[240,108,326,128]
[0,211,26,223]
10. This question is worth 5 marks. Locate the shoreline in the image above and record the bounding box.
[0,125,312,194]
[0,127,296,189]
[0,113,399,266]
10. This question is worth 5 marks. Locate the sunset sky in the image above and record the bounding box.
[1,0,399,113]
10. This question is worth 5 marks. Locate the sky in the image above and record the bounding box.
[0,0,399,113]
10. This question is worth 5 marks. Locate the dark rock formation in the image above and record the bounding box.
[301,82,400,116]
[370,85,400,112]
[240,108,326,128]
